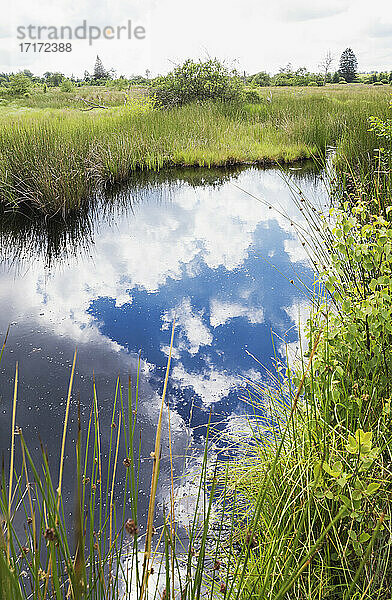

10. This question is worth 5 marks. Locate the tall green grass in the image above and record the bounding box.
[0,87,390,213]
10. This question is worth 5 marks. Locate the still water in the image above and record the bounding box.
[0,164,327,519]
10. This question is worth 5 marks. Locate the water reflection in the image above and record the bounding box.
[0,164,327,516]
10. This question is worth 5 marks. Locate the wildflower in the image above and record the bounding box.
[220,582,226,593]
[27,517,33,525]
[123,457,132,468]
[213,560,221,571]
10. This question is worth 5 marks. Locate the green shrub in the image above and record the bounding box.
[243,87,261,103]
[374,81,384,86]
[308,81,318,87]
[251,71,271,87]
[8,73,32,96]
[60,79,74,92]
[149,58,242,107]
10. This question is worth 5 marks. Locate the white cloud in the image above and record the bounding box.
[280,299,312,362]
[0,169,321,357]
[367,20,392,38]
[171,363,242,405]
[162,298,213,355]
[209,298,264,328]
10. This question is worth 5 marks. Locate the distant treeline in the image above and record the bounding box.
[1,55,392,101]
[246,67,392,87]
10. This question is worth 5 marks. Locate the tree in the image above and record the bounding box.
[8,73,32,96]
[60,79,74,92]
[319,51,334,85]
[338,48,358,83]
[251,71,271,87]
[43,72,64,86]
[93,56,107,80]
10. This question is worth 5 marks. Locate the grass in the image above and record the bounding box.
[0,85,390,213]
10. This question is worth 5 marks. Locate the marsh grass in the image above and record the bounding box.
[0,86,390,213]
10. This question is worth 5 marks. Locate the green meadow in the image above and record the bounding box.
[0,85,390,213]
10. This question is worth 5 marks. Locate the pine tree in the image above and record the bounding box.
[93,56,107,80]
[338,48,358,83]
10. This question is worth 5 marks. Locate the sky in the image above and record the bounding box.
[1,0,391,77]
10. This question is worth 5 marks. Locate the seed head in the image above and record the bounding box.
[44,527,57,543]
[125,518,138,536]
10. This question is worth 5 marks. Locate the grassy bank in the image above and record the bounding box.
[0,86,390,213]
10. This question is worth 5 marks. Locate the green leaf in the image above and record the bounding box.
[346,434,358,454]
[323,461,343,478]
[352,489,363,501]
[359,532,371,543]
[366,482,381,495]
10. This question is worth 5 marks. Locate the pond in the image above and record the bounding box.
[0,163,327,524]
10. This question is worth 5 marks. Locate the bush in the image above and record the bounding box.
[251,71,271,87]
[339,79,348,84]
[8,73,32,96]
[60,79,74,92]
[308,81,318,87]
[243,87,261,103]
[373,81,384,86]
[149,59,242,107]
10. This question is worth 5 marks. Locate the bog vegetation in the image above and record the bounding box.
[1,57,392,598]
[0,84,390,213]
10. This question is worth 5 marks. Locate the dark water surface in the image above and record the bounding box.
[0,164,327,520]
